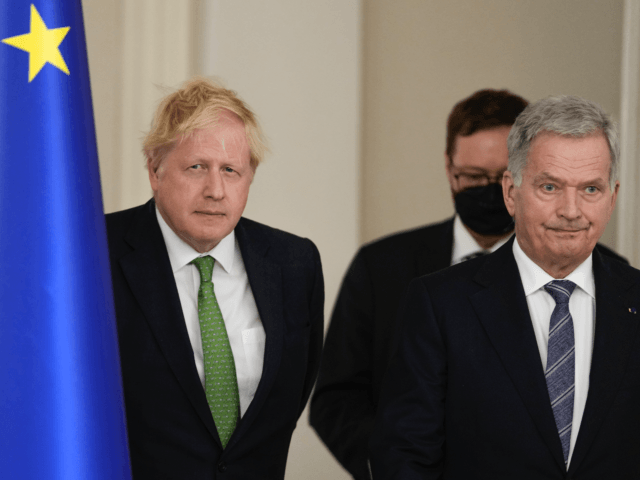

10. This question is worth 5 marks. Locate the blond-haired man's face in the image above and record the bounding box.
[149,112,253,253]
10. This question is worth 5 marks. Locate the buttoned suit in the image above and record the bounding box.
[106,200,324,480]
[370,237,640,479]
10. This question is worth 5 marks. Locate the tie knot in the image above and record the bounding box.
[544,279,576,305]
[191,255,215,283]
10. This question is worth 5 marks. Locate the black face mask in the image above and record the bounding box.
[453,183,514,236]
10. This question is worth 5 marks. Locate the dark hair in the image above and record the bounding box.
[446,89,529,160]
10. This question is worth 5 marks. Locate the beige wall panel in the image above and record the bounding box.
[362,0,623,249]
[200,1,361,479]
[83,0,124,212]
[618,0,640,267]
[85,0,198,214]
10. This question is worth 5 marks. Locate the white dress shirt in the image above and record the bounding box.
[450,215,511,265]
[512,238,595,467]
[156,209,265,417]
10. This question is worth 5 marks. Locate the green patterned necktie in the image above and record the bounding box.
[191,255,240,448]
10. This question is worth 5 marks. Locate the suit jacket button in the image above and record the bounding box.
[217,461,227,473]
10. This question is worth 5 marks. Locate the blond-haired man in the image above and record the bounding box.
[106,78,323,479]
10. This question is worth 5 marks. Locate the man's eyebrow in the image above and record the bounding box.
[532,172,562,184]
[455,166,506,173]
[581,177,608,186]
[532,172,607,186]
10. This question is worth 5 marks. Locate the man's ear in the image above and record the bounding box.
[445,153,455,198]
[147,157,159,193]
[611,180,620,209]
[502,171,516,217]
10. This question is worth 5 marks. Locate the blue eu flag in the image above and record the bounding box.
[0,2,131,478]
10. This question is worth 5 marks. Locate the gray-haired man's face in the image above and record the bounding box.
[503,132,618,277]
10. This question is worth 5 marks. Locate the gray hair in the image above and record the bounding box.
[507,95,619,190]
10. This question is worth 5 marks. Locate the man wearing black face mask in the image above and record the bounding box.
[444,91,520,262]
[309,89,627,480]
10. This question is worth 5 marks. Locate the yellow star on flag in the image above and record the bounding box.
[2,4,71,82]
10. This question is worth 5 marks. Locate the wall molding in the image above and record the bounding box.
[617,0,640,267]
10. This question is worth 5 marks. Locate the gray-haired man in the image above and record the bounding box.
[370,96,640,480]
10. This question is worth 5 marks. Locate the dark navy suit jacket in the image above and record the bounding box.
[310,218,625,479]
[106,200,324,480]
[370,237,640,479]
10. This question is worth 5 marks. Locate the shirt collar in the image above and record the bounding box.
[512,236,594,298]
[451,214,512,264]
[156,207,236,274]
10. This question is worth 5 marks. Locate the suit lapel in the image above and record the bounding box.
[226,218,284,449]
[568,250,640,474]
[469,239,566,470]
[119,201,219,443]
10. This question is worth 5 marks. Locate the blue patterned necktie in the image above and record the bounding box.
[544,279,576,466]
[191,256,240,448]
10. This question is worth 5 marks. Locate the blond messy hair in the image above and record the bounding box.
[143,77,268,172]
